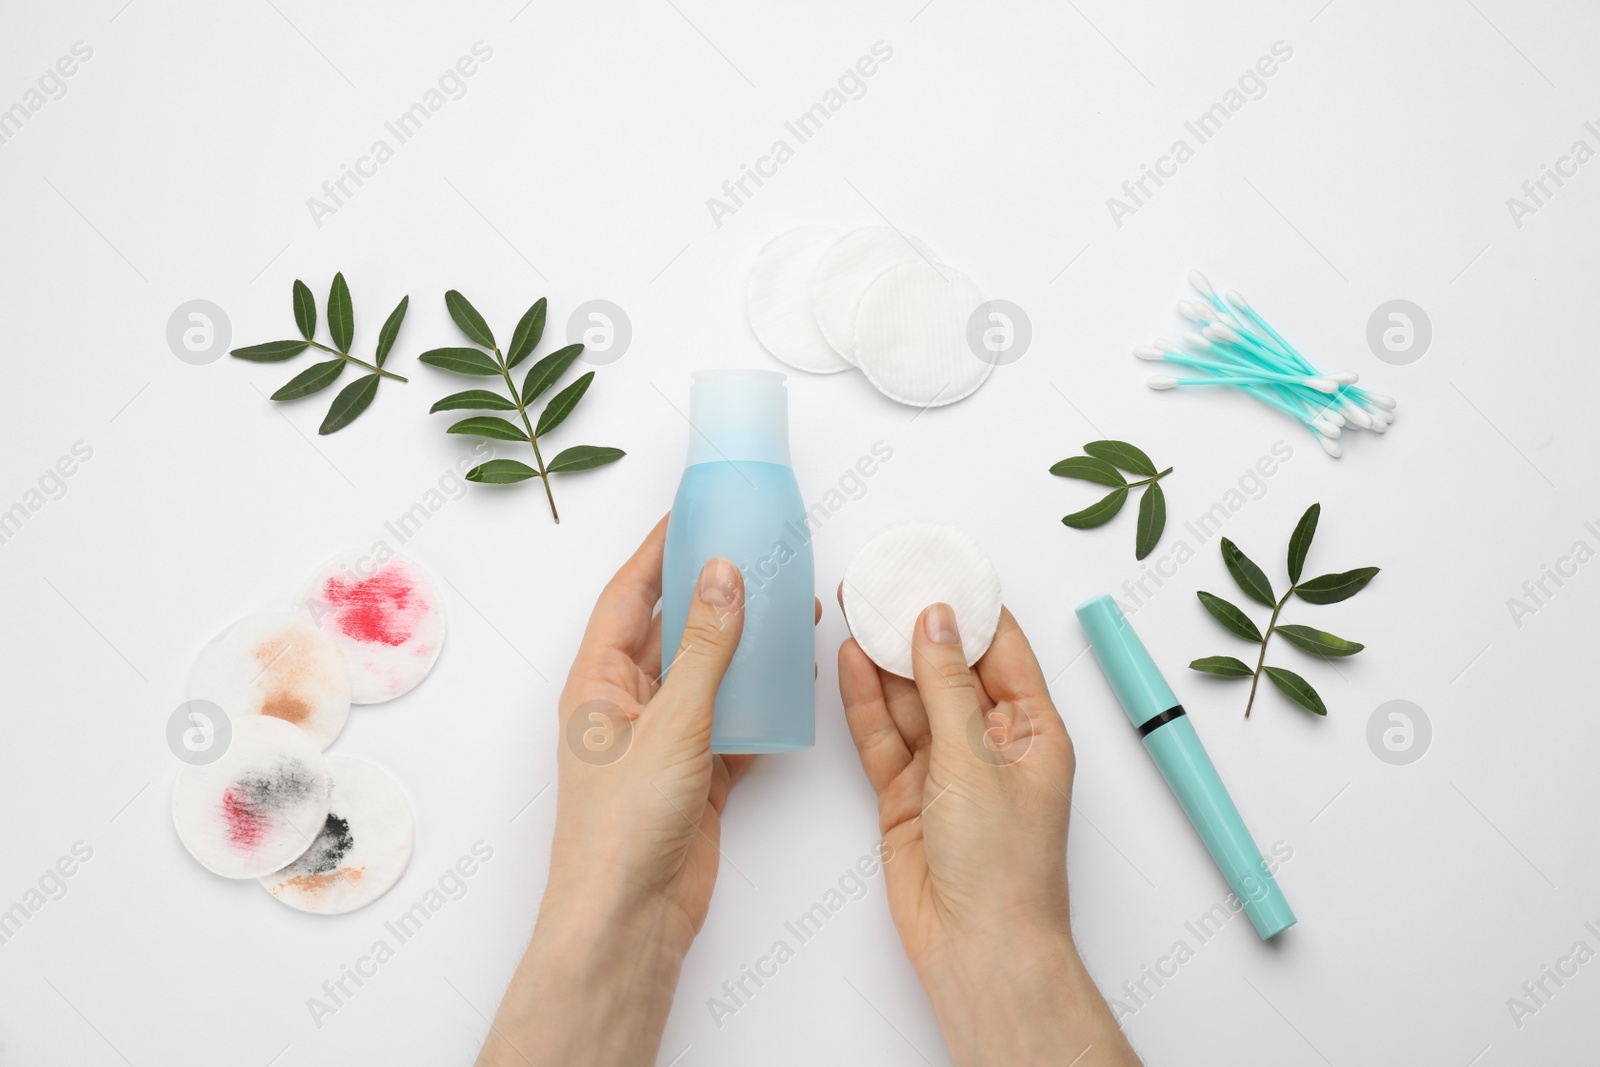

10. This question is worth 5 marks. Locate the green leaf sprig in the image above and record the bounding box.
[230,274,410,434]
[1189,503,1379,718]
[420,292,624,524]
[1050,441,1173,559]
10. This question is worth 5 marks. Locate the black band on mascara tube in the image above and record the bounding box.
[1136,705,1187,738]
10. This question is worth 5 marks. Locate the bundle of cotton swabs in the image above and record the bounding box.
[1137,272,1397,458]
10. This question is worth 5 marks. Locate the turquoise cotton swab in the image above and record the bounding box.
[1137,354,1344,393]
[1147,374,1345,393]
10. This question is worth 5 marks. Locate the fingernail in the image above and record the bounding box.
[924,603,959,645]
[698,558,739,607]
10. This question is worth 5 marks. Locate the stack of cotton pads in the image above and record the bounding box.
[1139,272,1397,458]
[173,548,446,915]
[842,522,1002,678]
[746,226,993,408]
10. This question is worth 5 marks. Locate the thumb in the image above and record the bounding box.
[657,557,745,720]
[910,602,983,746]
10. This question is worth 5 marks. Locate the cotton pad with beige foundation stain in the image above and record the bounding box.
[296,550,446,704]
[811,227,939,363]
[747,226,853,374]
[172,715,332,879]
[188,613,350,750]
[259,755,414,915]
[841,522,1003,679]
[852,262,992,408]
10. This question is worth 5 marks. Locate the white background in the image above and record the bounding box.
[1,0,1597,1064]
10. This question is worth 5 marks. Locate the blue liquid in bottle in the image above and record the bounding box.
[662,371,815,753]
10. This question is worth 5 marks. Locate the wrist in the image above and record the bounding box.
[537,870,698,966]
[479,884,692,1066]
[917,925,1121,1067]
[544,843,702,953]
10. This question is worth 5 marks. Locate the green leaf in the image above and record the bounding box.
[507,298,548,368]
[270,358,344,400]
[1276,624,1364,658]
[418,347,502,376]
[1221,537,1275,607]
[231,340,309,362]
[446,289,495,349]
[535,370,594,437]
[1196,591,1263,642]
[1263,666,1327,716]
[521,344,585,405]
[292,279,316,341]
[1295,567,1380,605]
[327,272,353,353]
[1084,440,1157,476]
[466,459,540,484]
[547,445,625,473]
[1048,456,1126,486]
[1189,656,1255,678]
[320,373,380,434]
[431,389,516,413]
[447,416,528,442]
[1287,503,1320,584]
[375,295,408,368]
[1135,482,1166,560]
[1061,486,1128,528]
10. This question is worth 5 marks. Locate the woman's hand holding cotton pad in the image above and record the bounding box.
[841,522,1003,678]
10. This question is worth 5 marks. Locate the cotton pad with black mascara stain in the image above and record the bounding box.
[259,755,414,915]
[172,715,332,879]
[296,550,446,704]
[842,522,1003,679]
[188,612,350,750]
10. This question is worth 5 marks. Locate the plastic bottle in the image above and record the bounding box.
[662,370,815,752]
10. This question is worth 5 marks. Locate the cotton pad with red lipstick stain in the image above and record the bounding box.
[188,613,350,750]
[296,550,446,704]
[841,522,1002,679]
[172,715,332,879]
[259,756,414,915]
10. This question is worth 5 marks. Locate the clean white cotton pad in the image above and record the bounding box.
[748,226,852,374]
[259,756,415,915]
[296,551,446,704]
[853,262,992,408]
[841,522,1002,679]
[812,227,938,363]
[172,715,332,879]
[188,613,350,750]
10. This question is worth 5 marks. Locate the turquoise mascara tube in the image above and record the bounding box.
[1076,595,1296,940]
